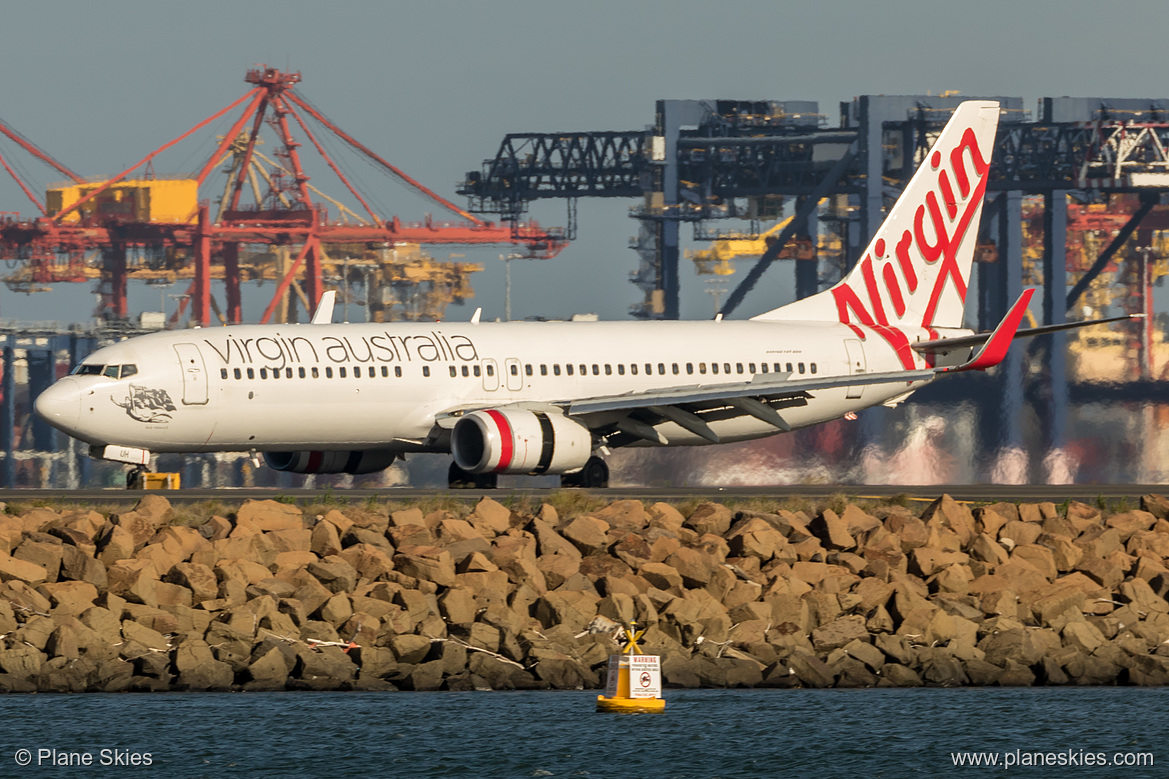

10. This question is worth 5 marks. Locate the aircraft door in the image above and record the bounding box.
[173,343,209,405]
[504,358,523,391]
[481,359,499,391]
[844,339,866,399]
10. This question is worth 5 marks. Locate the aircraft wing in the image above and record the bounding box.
[432,291,1046,446]
[565,368,936,415]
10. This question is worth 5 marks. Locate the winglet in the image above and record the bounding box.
[470,307,482,324]
[311,291,336,325]
[951,288,1035,371]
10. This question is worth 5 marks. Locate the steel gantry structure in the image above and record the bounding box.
[0,65,567,328]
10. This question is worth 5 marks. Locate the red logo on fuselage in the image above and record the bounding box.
[832,126,990,369]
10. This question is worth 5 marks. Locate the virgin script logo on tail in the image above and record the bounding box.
[833,126,991,369]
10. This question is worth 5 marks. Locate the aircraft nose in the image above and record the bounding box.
[35,378,82,435]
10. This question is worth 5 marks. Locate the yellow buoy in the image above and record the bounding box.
[596,622,665,713]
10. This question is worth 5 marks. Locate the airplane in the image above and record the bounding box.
[34,100,1134,490]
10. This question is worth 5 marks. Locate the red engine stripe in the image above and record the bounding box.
[484,410,513,472]
[306,451,323,473]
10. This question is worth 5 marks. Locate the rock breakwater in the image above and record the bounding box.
[1,493,1168,692]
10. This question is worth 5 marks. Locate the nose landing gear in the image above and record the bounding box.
[126,465,147,490]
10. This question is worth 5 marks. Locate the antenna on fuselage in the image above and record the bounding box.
[311,291,336,325]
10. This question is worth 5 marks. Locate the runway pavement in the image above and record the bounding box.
[0,484,1164,506]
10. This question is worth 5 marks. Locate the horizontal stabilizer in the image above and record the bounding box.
[914,312,1143,354]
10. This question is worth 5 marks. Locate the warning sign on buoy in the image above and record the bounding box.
[596,622,665,713]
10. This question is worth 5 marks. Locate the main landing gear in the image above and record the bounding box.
[447,462,498,490]
[560,456,609,489]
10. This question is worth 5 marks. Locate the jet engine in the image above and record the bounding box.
[451,409,591,475]
[263,449,397,475]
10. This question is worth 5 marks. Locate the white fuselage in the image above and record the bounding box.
[36,318,949,455]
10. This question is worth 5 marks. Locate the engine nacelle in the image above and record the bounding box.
[263,449,397,475]
[451,409,591,475]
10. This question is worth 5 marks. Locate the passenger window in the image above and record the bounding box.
[286,368,293,378]
[580,364,587,375]
[699,363,707,374]
[592,364,599,375]
[103,366,119,378]
[121,365,137,378]
[260,368,268,379]
[540,365,548,376]
[473,365,480,377]
[326,367,333,378]
[247,368,255,379]
[566,364,574,376]
[657,363,665,375]
[423,366,431,377]
[631,364,638,375]
[511,364,519,376]
[604,364,611,375]
[395,366,402,377]
[220,369,227,379]
[712,363,719,375]
[525,365,533,376]
[617,364,625,375]
[798,363,805,374]
[760,363,768,374]
[234,368,242,379]
[686,363,693,375]
[339,367,347,378]
[312,367,320,378]
[736,363,743,374]
[462,365,470,377]
[786,363,793,373]
[672,363,679,375]
[645,363,652,375]
[553,364,561,376]
[723,363,731,373]
[367,367,374,378]
[450,366,458,378]
[748,363,756,373]
[811,363,817,374]
[299,367,306,378]
[272,369,280,380]
[381,366,389,377]
[486,365,494,377]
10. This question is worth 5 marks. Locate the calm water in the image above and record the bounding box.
[1,688,1165,778]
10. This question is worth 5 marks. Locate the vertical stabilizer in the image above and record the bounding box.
[752,101,1000,333]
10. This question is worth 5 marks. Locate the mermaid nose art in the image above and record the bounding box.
[34,378,82,436]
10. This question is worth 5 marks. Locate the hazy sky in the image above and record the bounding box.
[2,0,1167,325]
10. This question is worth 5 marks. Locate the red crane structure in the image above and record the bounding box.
[0,65,566,325]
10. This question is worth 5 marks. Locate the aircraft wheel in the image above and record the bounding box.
[580,456,609,488]
[448,462,498,490]
[447,462,475,489]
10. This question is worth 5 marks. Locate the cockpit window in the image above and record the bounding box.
[70,363,138,379]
